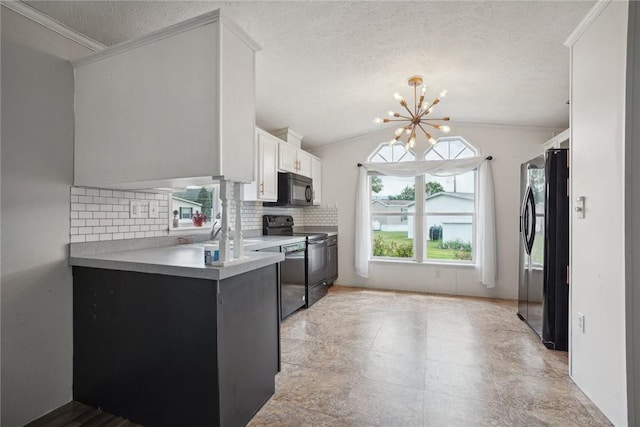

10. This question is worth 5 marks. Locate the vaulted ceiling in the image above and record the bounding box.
[25,1,594,147]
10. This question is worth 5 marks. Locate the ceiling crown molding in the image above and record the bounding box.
[1,0,106,51]
[564,0,612,47]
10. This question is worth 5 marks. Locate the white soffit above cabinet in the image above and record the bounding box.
[26,0,595,147]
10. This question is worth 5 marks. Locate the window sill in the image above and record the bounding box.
[369,258,476,268]
[168,226,211,235]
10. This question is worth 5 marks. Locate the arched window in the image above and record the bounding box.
[368,144,416,259]
[369,143,415,163]
[424,137,478,262]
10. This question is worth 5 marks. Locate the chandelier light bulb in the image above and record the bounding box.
[387,110,396,117]
[439,89,448,98]
[429,137,438,145]
[373,118,383,124]
[440,125,451,133]
[427,107,433,114]
[388,139,396,146]
[395,128,404,137]
[405,128,412,135]
[409,137,416,148]
[421,85,427,95]
[393,92,404,101]
[404,143,411,152]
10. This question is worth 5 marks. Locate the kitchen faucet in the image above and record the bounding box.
[210,213,222,241]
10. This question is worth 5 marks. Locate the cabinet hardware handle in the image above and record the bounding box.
[260,182,264,194]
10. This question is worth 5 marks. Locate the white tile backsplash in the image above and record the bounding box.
[69,186,169,243]
[69,186,338,243]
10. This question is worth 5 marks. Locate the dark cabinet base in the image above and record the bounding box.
[73,265,279,427]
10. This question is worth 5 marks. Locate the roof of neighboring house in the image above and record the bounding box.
[426,192,474,201]
[172,197,202,208]
[372,199,416,207]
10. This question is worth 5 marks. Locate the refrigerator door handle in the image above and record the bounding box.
[523,187,536,255]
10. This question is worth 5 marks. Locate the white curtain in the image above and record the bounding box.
[354,156,497,287]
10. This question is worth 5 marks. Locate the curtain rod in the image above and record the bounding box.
[357,155,493,167]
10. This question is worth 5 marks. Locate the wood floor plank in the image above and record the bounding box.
[26,401,141,427]
[25,402,94,427]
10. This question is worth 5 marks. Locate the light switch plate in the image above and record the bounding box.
[130,200,140,218]
[149,200,159,218]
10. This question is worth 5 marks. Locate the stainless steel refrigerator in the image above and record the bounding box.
[517,149,569,351]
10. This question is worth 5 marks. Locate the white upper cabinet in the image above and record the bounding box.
[245,128,279,202]
[278,143,299,175]
[277,142,312,178]
[297,151,312,178]
[73,11,261,189]
[311,156,322,205]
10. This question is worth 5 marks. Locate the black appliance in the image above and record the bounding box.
[517,149,569,351]
[263,215,329,314]
[264,172,313,207]
[327,234,338,285]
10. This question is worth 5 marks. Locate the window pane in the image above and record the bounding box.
[425,171,476,198]
[425,215,473,261]
[371,176,415,201]
[372,215,414,258]
[370,144,415,163]
[172,186,216,229]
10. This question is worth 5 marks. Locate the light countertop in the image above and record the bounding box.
[69,235,309,281]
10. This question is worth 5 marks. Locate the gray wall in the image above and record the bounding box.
[1,8,92,426]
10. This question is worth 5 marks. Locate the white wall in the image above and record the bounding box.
[1,8,93,427]
[569,1,629,425]
[309,123,557,299]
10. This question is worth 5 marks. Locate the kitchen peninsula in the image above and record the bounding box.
[70,243,285,427]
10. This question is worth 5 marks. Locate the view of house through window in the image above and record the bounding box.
[370,146,416,259]
[171,185,218,229]
[369,137,477,262]
[424,137,476,261]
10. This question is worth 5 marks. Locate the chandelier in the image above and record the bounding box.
[374,75,451,151]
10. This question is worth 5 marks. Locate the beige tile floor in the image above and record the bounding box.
[248,286,612,427]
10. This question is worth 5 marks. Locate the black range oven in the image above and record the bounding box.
[263,215,328,317]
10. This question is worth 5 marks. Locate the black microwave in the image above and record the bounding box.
[264,172,313,207]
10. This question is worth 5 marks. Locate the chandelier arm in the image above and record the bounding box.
[421,122,439,129]
[400,102,414,117]
[422,117,449,121]
[418,105,433,119]
[418,124,432,139]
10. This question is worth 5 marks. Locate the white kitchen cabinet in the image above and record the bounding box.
[297,151,312,178]
[277,142,312,178]
[311,156,322,205]
[278,143,299,175]
[245,128,278,201]
[73,10,261,189]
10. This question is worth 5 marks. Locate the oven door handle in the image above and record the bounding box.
[308,239,327,246]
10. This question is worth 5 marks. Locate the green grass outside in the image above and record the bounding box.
[372,231,470,260]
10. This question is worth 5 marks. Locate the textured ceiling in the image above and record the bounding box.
[25,1,594,147]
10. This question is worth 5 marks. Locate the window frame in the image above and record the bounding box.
[368,144,417,260]
[168,184,220,235]
[367,138,479,265]
[424,137,478,264]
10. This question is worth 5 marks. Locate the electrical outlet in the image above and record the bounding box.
[130,200,140,218]
[149,200,159,218]
[435,269,441,279]
[577,312,585,333]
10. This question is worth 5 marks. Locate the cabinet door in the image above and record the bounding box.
[278,143,298,173]
[258,133,279,201]
[297,150,312,178]
[311,157,322,205]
